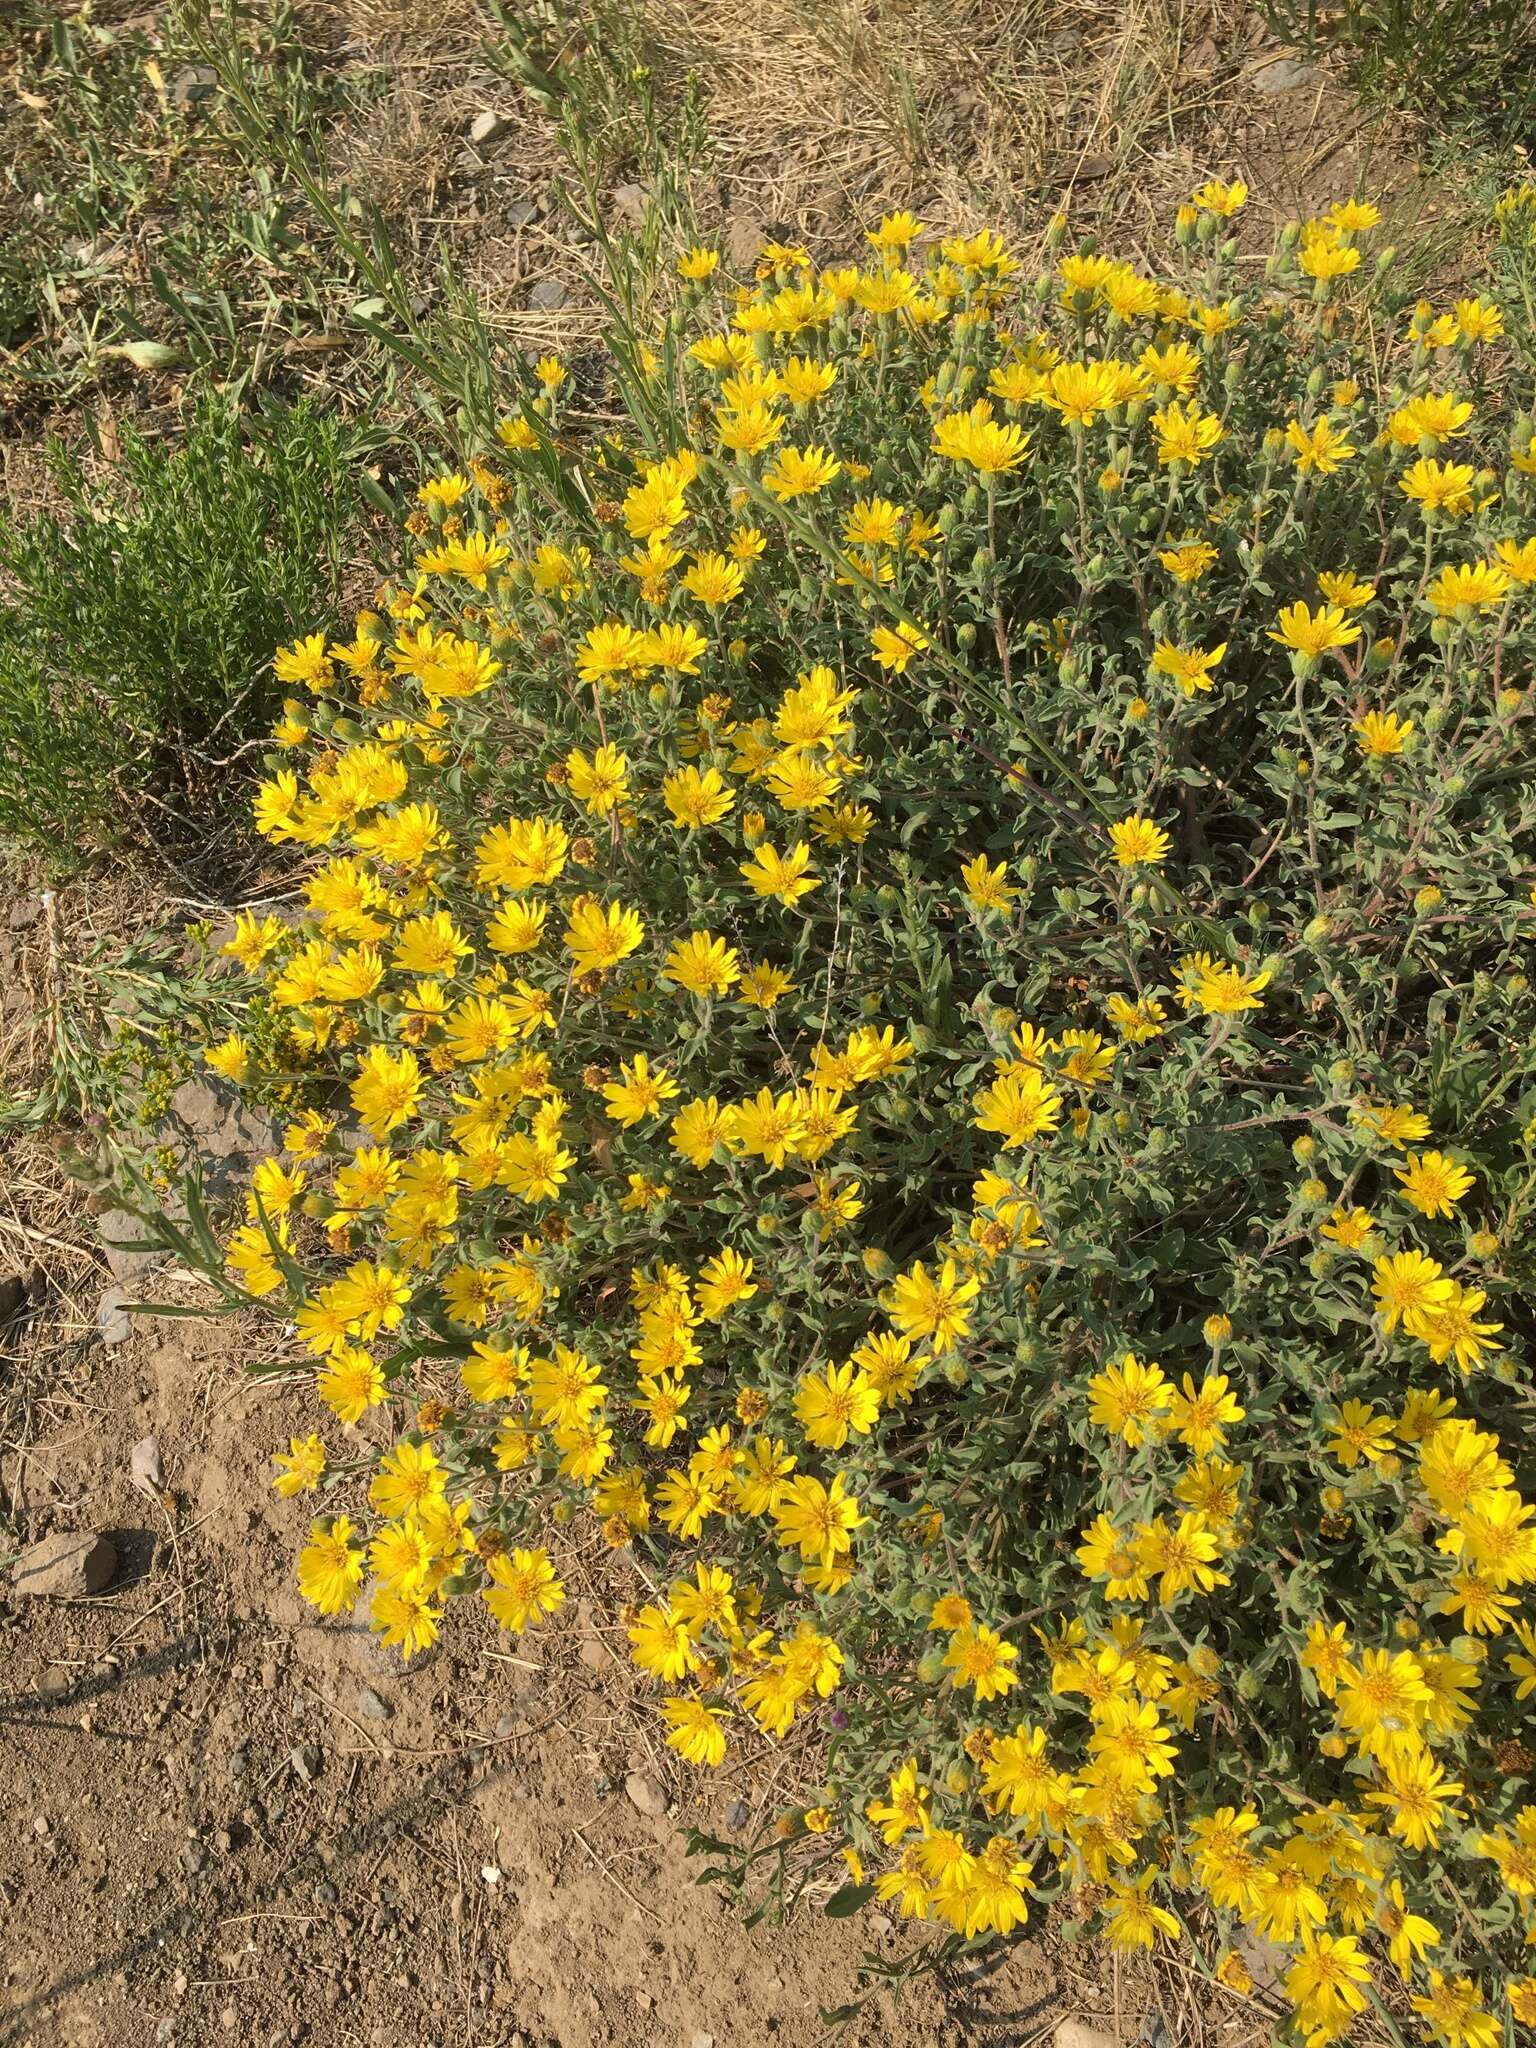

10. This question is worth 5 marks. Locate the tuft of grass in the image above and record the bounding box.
[1257,0,1536,146]
[0,392,387,865]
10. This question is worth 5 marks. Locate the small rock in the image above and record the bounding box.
[0,1274,25,1323]
[724,1797,749,1832]
[37,1667,72,1702]
[507,199,538,229]
[96,1207,168,1284]
[11,1530,118,1599]
[355,1686,392,1723]
[692,2034,716,2048]
[468,109,510,146]
[290,1745,321,1784]
[227,1745,248,1781]
[96,1285,133,1347]
[182,1843,208,1876]
[130,1435,164,1499]
[220,2006,238,2032]
[1055,2024,1119,2048]
[527,278,569,311]
[869,1911,894,1938]
[624,1770,668,1818]
[260,1661,279,1691]
[7,896,41,931]
[578,1638,606,1673]
[1249,53,1327,91]
[215,1829,235,1854]
[612,181,647,224]
[167,63,217,105]
[313,1878,338,1906]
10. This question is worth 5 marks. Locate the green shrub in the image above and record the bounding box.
[1259,0,1536,144]
[145,186,1536,2039]
[0,393,376,861]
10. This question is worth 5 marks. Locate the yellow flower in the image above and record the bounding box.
[482,1547,565,1632]
[677,245,720,280]
[1151,639,1227,694]
[1087,1352,1170,1447]
[740,840,819,905]
[1353,710,1413,757]
[870,620,928,671]
[1371,1249,1455,1338]
[681,552,746,606]
[1427,560,1513,616]
[661,1696,729,1768]
[602,1053,679,1127]
[1400,457,1476,517]
[1394,1149,1475,1219]
[1193,178,1247,215]
[1285,417,1356,474]
[1107,814,1171,867]
[1268,601,1360,657]
[794,1362,880,1450]
[662,764,735,830]
[942,1624,1019,1700]
[562,894,645,976]
[1150,400,1222,467]
[1454,297,1504,342]
[883,1257,979,1351]
[763,445,842,499]
[1157,538,1217,582]
[960,853,1017,912]
[932,400,1031,474]
[272,1434,326,1497]
[663,930,742,999]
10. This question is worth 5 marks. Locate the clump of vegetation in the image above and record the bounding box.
[145,174,1536,2040]
[0,394,378,859]
[1260,0,1536,145]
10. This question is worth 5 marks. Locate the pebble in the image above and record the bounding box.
[468,109,510,145]
[227,1745,248,1781]
[577,1638,606,1673]
[355,1685,392,1723]
[290,1744,322,1784]
[260,1660,279,1690]
[96,1285,133,1347]
[11,1529,118,1599]
[724,1797,749,1831]
[507,199,538,229]
[1249,53,1327,91]
[129,1434,165,1499]
[1055,2024,1119,2048]
[167,62,217,105]
[624,1770,668,1818]
[527,278,569,311]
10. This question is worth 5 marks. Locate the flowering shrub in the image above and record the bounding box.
[187,184,1536,2044]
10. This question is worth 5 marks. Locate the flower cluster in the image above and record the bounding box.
[187,183,1536,2044]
